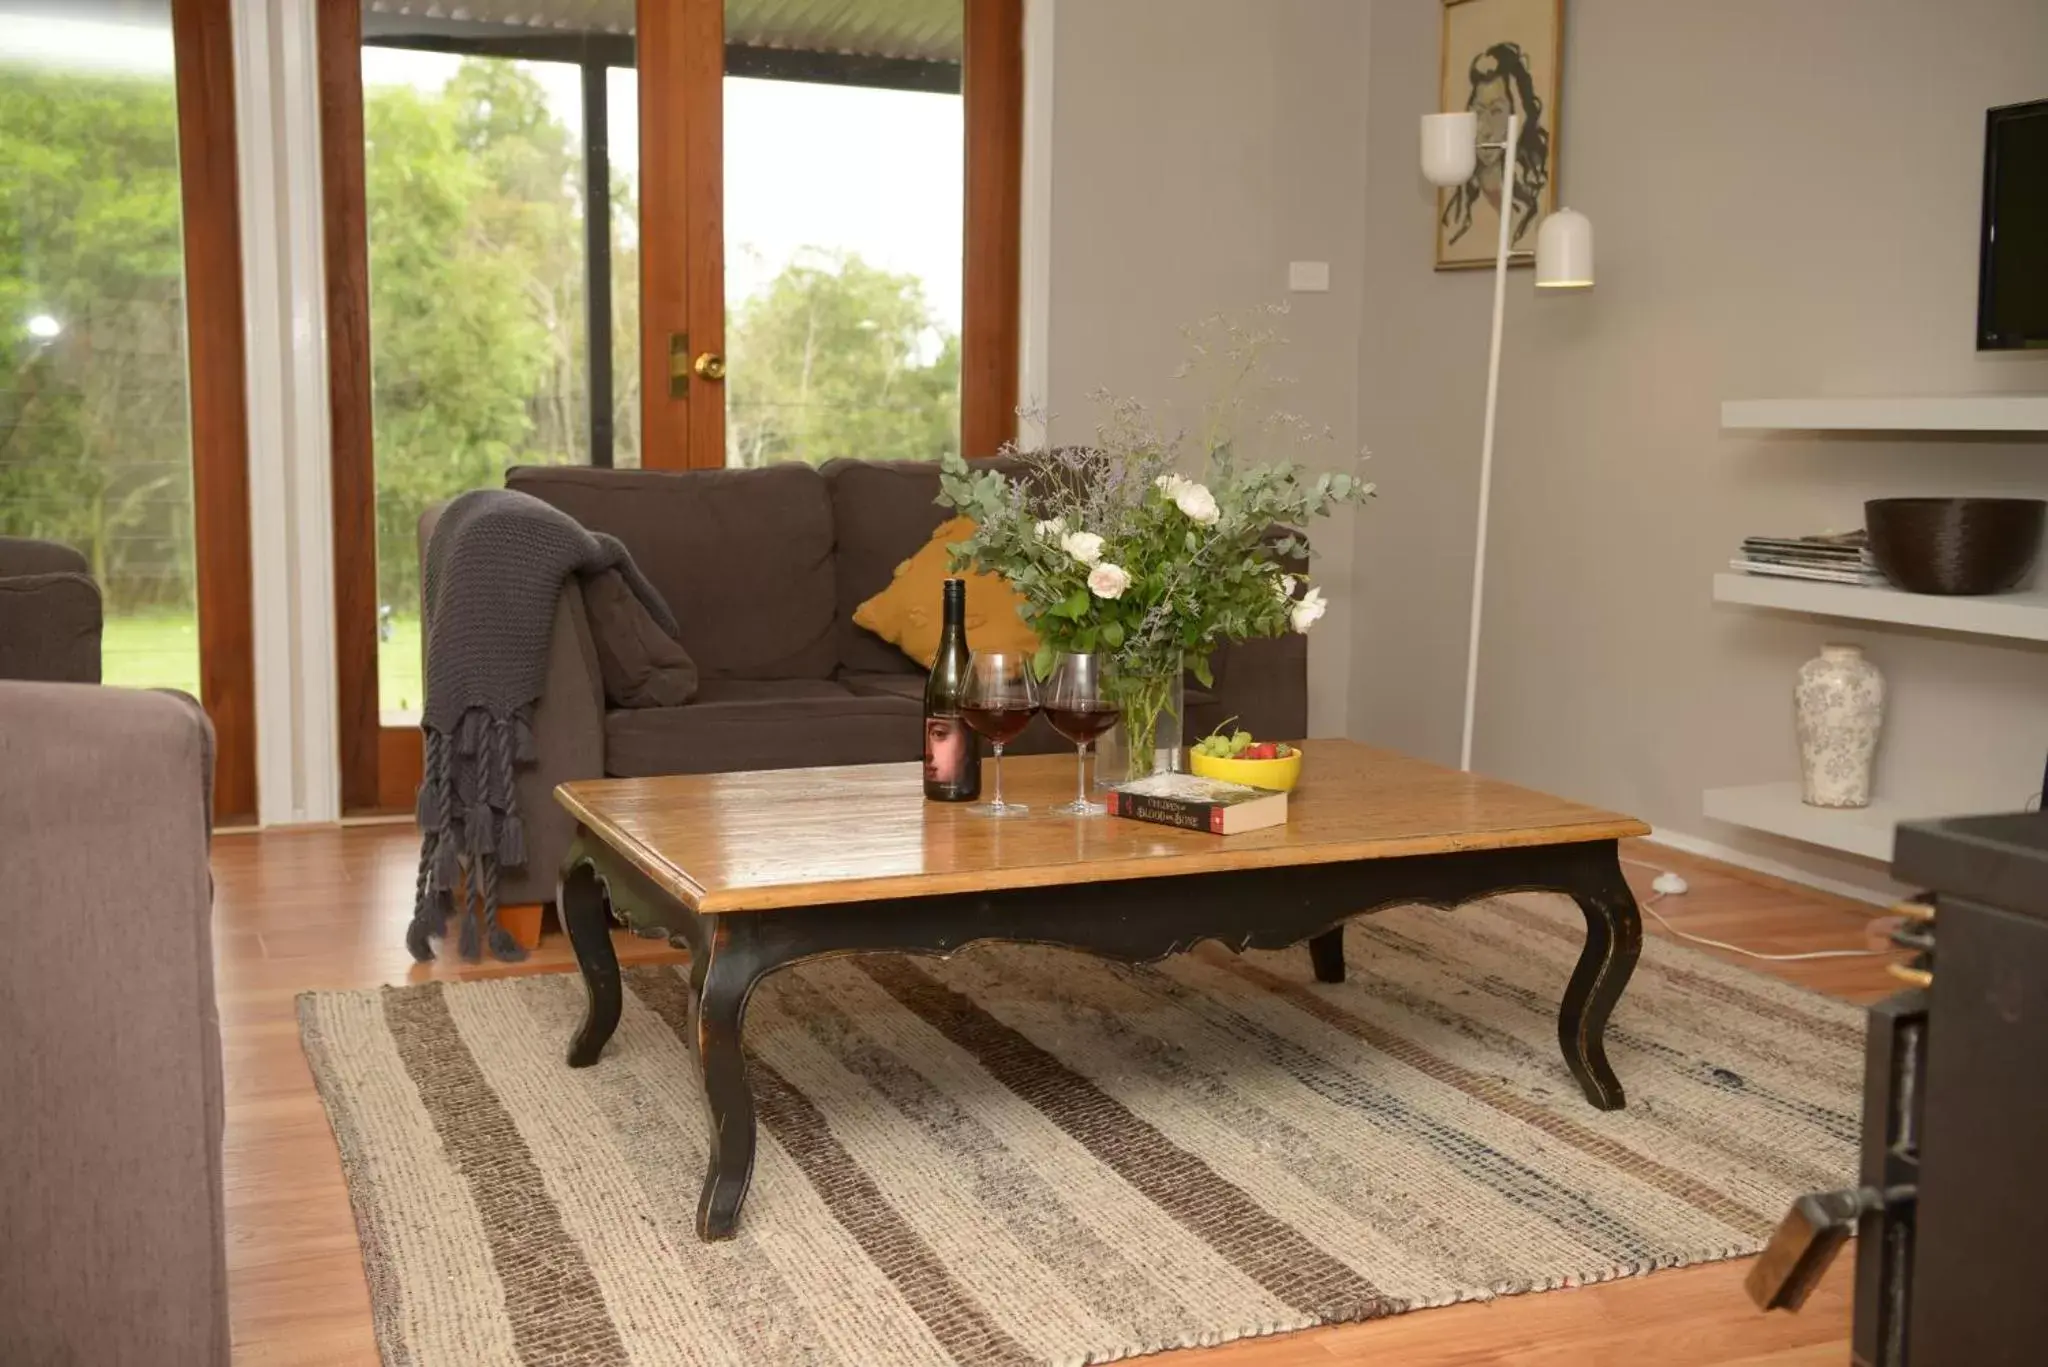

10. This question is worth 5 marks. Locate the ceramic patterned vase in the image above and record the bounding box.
[1795,644,1885,808]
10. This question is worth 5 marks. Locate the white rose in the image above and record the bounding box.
[1087,563,1131,600]
[1060,529,1105,565]
[1154,473,1189,497]
[1274,573,1299,604]
[1172,481,1220,525]
[1290,585,1327,633]
[1034,515,1065,539]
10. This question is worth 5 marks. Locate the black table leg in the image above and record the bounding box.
[1556,849,1643,1110]
[692,921,772,1241]
[1308,927,1346,983]
[561,855,621,1068]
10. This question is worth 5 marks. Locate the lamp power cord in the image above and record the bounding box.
[1620,857,1890,963]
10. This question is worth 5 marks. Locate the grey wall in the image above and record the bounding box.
[1351,0,2048,890]
[1042,0,1370,736]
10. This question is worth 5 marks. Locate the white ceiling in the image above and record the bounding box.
[363,0,963,61]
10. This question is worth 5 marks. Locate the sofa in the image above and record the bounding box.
[0,682,226,1366]
[424,458,1308,908]
[0,535,103,683]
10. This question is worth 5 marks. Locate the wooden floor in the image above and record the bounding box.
[217,825,1901,1365]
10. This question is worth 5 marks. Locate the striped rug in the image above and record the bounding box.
[298,895,1862,1367]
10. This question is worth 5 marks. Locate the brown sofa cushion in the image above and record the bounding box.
[581,569,697,708]
[603,688,921,777]
[508,463,839,680]
[821,459,957,675]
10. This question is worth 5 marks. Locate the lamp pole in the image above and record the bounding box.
[1457,112,1521,773]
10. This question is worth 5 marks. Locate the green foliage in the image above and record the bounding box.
[0,64,194,609]
[0,56,643,616]
[362,59,594,608]
[726,249,958,468]
[937,313,1371,684]
[937,307,1372,760]
[3,54,960,632]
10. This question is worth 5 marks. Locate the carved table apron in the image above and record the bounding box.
[558,827,1642,1242]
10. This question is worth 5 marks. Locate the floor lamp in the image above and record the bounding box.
[1420,110,1595,772]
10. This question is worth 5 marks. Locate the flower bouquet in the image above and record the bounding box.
[937,307,1373,781]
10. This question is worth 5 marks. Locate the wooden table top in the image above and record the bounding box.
[555,739,1649,914]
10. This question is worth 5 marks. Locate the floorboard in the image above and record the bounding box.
[215,826,1898,1364]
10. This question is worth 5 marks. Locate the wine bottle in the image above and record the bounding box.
[923,578,982,801]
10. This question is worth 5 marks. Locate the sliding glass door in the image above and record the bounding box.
[324,0,1018,813]
[1,0,257,820]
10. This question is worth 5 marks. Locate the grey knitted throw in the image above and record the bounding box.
[407,489,677,963]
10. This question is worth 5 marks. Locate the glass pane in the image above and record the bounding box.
[0,4,200,694]
[360,46,589,721]
[722,18,964,468]
[608,65,641,469]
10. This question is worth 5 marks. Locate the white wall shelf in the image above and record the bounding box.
[1720,395,2048,433]
[1698,782,1998,862]
[1713,573,2048,642]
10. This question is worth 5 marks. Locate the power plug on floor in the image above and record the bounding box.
[1651,872,1690,897]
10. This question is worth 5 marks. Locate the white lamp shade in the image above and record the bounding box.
[1419,112,1477,188]
[1535,207,1594,288]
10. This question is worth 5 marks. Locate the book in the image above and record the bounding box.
[1729,557,1887,586]
[1105,772,1288,835]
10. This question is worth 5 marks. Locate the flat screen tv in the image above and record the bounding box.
[1978,98,2048,350]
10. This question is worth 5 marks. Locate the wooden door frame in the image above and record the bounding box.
[637,0,725,471]
[171,0,259,822]
[316,0,398,813]
[961,0,1024,462]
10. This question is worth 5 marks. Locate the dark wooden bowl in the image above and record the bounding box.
[1865,498,2045,596]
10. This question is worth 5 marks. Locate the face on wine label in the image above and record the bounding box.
[925,716,970,784]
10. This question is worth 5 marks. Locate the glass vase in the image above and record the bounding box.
[1097,670,1184,787]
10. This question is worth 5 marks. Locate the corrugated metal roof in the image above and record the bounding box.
[364,0,962,62]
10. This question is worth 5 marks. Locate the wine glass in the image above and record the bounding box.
[1044,652,1119,816]
[961,651,1039,818]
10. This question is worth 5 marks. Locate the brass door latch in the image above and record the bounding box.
[667,333,726,396]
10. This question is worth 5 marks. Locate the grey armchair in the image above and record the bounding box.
[0,682,225,1365]
[0,535,102,683]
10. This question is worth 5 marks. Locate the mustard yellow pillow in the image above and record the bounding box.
[853,516,1040,668]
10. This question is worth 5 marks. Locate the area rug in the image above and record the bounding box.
[298,895,1862,1367]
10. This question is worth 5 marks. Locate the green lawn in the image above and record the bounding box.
[102,610,201,696]
[102,610,426,721]
[380,614,424,719]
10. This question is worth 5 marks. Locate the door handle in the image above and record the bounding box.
[693,352,727,381]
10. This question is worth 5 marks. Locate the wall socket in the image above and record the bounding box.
[1287,261,1331,292]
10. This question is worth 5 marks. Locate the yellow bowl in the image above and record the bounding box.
[1188,746,1304,793]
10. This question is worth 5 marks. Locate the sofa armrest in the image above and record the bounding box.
[0,572,103,683]
[1201,634,1308,742]
[0,683,225,1366]
[501,585,607,906]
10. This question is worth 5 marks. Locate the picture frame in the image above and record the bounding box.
[1435,0,1564,271]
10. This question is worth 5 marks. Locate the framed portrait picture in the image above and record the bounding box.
[1435,0,1564,270]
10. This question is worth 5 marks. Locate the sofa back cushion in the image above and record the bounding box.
[821,459,957,675]
[507,463,839,680]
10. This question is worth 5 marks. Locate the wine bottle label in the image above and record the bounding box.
[925,717,969,786]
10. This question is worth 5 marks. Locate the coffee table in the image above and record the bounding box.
[554,740,1651,1241]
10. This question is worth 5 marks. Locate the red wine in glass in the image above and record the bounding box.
[1045,652,1116,816]
[1044,703,1119,745]
[962,651,1038,817]
[961,704,1038,746]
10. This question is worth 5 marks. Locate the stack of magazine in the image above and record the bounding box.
[1730,531,1884,586]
